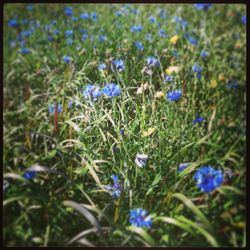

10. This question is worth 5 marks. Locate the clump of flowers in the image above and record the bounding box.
[134,41,144,51]
[105,175,122,198]
[166,89,182,102]
[102,83,121,97]
[193,166,224,192]
[146,56,160,67]
[83,84,102,101]
[129,208,152,228]
[192,63,202,80]
[111,59,125,72]
[49,104,63,114]
[130,25,143,32]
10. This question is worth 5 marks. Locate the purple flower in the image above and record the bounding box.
[64,7,73,16]
[193,166,224,192]
[193,115,205,124]
[179,163,189,173]
[23,171,36,180]
[193,4,213,11]
[166,90,182,102]
[164,75,173,83]
[19,48,30,54]
[63,56,71,63]
[98,63,107,70]
[83,84,102,101]
[105,175,122,198]
[112,59,125,72]
[134,41,144,51]
[241,15,246,25]
[8,19,18,27]
[102,83,121,97]
[129,208,152,228]
[146,56,160,67]
[149,16,157,23]
[200,50,209,58]
[80,13,89,20]
[130,25,143,32]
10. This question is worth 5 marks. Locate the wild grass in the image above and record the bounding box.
[3,3,246,247]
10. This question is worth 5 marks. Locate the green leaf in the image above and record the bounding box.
[173,193,211,231]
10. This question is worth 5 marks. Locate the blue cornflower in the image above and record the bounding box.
[159,8,167,19]
[20,30,32,38]
[193,166,224,193]
[158,29,166,37]
[91,12,97,20]
[193,4,213,11]
[102,83,121,97]
[80,13,89,20]
[48,35,53,42]
[66,38,73,45]
[179,163,189,173]
[226,80,240,89]
[71,16,79,22]
[65,30,73,37]
[120,129,124,135]
[98,63,107,70]
[81,34,88,41]
[63,56,71,63]
[79,28,88,34]
[99,35,107,42]
[166,90,182,102]
[164,75,173,83]
[193,115,205,124]
[129,208,152,228]
[115,11,123,17]
[22,19,29,25]
[146,56,160,67]
[49,104,63,114]
[23,171,36,180]
[83,84,102,101]
[105,175,122,198]
[53,29,60,35]
[8,19,18,27]
[112,59,125,72]
[134,41,144,51]
[241,15,246,25]
[64,7,73,16]
[187,35,198,46]
[130,25,143,32]
[19,48,30,54]
[149,16,157,23]
[192,63,202,80]
[145,33,153,42]
[26,4,33,11]
[200,50,209,58]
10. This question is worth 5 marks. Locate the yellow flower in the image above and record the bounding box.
[154,91,164,98]
[143,127,156,137]
[218,73,225,81]
[210,80,218,88]
[170,35,179,45]
[165,66,180,75]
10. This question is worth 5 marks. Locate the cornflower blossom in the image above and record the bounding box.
[193,166,224,192]
[129,208,152,228]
